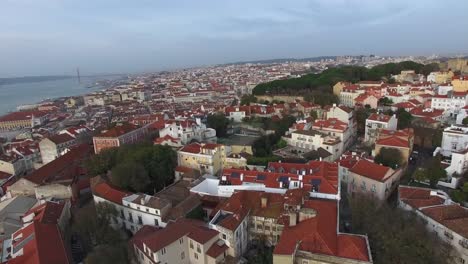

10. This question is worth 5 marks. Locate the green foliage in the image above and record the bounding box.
[463,117,468,125]
[252,61,437,97]
[275,138,287,149]
[111,162,150,193]
[374,147,404,169]
[85,244,129,264]
[85,148,117,176]
[303,91,339,107]
[309,110,318,120]
[451,182,468,203]
[251,116,296,157]
[247,243,273,264]
[378,97,394,106]
[350,195,453,264]
[414,155,447,187]
[207,113,230,137]
[396,108,413,129]
[240,94,258,105]
[185,205,206,220]
[355,107,376,136]
[86,143,177,194]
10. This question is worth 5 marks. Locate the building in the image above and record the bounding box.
[348,159,403,200]
[452,75,468,92]
[374,129,414,165]
[39,133,76,164]
[354,94,378,109]
[440,125,468,157]
[431,91,468,119]
[225,106,251,122]
[326,104,356,135]
[364,113,398,144]
[427,71,454,84]
[93,123,148,154]
[178,143,225,175]
[0,111,49,131]
[92,179,201,234]
[339,85,365,107]
[130,219,230,264]
[312,118,353,150]
[1,200,72,264]
[398,186,468,264]
[0,196,37,241]
[7,144,91,200]
[283,130,342,161]
[159,119,216,145]
[337,151,371,185]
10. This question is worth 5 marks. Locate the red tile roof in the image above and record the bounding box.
[349,159,392,182]
[96,123,141,138]
[47,133,75,145]
[206,242,229,258]
[0,110,48,122]
[93,182,130,205]
[398,186,446,209]
[420,204,468,238]
[376,135,409,148]
[367,113,392,123]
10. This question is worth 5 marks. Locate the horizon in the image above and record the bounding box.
[2,0,468,77]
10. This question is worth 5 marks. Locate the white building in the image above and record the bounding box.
[364,113,398,144]
[398,186,468,264]
[431,92,468,119]
[159,119,216,145]
[283,130,342,161]
[440,125,468,157]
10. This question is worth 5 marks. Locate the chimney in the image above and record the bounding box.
[333,103,337,108]
[289,212,297,226]
[240,173,244,181]
[261,197,268,208]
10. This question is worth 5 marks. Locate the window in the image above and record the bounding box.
[161,248,166,255]
[190,240,194,249]
[194,253,198,260]
[181,252,185,260]
[361,181,366,191]
[138,216,143,225]
[179,238,183,244]
[371,184,376,193]
[222,234,226,240]
[120,210,124,218]
[197,244,201,253]
[154,219,159,226]
[459,239,468,249]
[444,231,454,240]
[128,213,133,222]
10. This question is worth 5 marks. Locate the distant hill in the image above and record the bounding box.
[252,61,439,106]
[219,56,337,66]
[0,75,74,86]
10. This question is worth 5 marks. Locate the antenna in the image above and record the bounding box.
[76,67,81,84]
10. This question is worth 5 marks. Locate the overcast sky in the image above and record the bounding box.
[1,0,468,77]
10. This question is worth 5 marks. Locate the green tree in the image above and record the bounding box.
[309,110,318,120]
[378,97,393,106]
[413,168,428,182]
[374,147,404,169]
[452,182,468,203]
[350,195,453,264]
[396,108,413,129]
[427,155,447,187]
[85,244,128,264]
[86,148,117,176]
[111,162,150,193]
[207,113,230,137]
[240,94,257,105]
[463,117,468,125]
[355,107,376,136]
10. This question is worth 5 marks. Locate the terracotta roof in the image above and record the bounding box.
[367,113,392,123]
[0,111,48,122]
[206,242,229,258]
[420,204,468,238]
[46,133,75,145]
[398,186,446,209]
[349,159,392,182]
[93,182,130,205]
[376,135,409,148]
[95,123,141,138]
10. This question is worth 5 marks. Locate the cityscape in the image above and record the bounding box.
[1,1,468,264]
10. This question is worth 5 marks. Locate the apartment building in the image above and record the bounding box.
[159,119,216,145]
[283,130,342,161]
[0,111,49,131]
[398,186,468,264]
[374,129,414,164]
[93,123,148,154]
[178,143,225,175]
[364,113,398,144]
[440,125,468,157]
[39,133,76,164]
[312,118,353,150]
[431,91,468,119]
[348,159,403,200]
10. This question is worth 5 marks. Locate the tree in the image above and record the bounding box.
[463,117,468,125]
[111,162,150,193]
[349,195,453,264]
[207,113,230,137]
[355,107,376,136]
[240,94,257,105]
[396,108,413,129]
[85,244,128,264]
[378,97,393,106]
[309,110,318,120]
[374,147,404,169]
[427,155,447,187]
[452,182,468,203]
[86,148,117,176]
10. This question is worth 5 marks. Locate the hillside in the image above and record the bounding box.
[252,61,439,97]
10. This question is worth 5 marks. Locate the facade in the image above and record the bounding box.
[39,134,76,164]
[283,130,342,161]
[398,186,468,264]
[348,159,402,200]
[93,123,148,154]
[0,111,49,131]
[178,143,225,175]
[312,118,353,151]
[364,113,398,144]
[452,76,468,92]
[440,125,468,157]
[374,129,414,164]
[159,119,216,145]
[431,92,468,119]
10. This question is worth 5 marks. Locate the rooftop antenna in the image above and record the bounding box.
[76,67,81,84]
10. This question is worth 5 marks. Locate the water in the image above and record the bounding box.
[0,75,122,115]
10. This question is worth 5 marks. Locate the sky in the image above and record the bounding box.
[1,0,468,77]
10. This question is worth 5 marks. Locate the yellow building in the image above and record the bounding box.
[333,81,351,96]
[452,76,468,92]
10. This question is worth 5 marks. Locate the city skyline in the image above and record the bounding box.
[1,0,468,77]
